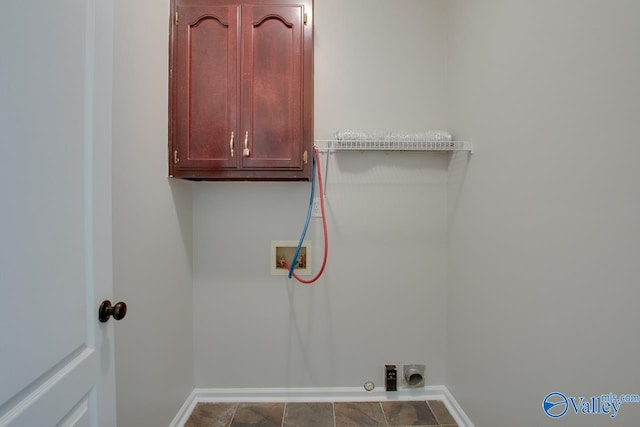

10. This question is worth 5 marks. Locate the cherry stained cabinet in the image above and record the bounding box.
[169,0,313,180]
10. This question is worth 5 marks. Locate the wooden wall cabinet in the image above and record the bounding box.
[169,0,313,180]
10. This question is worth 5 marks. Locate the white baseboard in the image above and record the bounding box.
[169,386,474,427]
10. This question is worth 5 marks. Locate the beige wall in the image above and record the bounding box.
[111,0,640,425]
[192,0,451,388]
[447,1,640,426]
[112,0,194,426]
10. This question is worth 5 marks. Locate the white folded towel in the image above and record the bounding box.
[385,131,452,142]
[334,130,374,141]
[334,130,452,144]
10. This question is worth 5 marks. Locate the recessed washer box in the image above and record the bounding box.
[271,240,311,276]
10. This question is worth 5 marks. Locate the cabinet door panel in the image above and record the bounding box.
[241,5,304,170]
[174,5,239,172]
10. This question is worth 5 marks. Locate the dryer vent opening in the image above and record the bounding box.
[403,364,425,388]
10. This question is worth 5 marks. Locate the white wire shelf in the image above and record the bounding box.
[314,139,473,153]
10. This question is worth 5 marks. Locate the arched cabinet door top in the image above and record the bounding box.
[252,13,295,28]
[189,14,230,28]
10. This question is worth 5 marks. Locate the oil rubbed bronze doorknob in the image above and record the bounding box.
[98,300,127,323]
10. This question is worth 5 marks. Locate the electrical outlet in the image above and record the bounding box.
[270,240,311,276]
[312,197,321,217]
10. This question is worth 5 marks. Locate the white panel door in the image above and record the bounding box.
[0,0,116,426]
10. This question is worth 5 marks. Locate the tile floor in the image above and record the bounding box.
[184,400,458,427]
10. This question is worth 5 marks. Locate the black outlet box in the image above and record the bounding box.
[385,364,397,391]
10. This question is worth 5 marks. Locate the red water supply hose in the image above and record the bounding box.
[284,148,328,284]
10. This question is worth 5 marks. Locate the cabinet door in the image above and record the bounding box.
[240,4,305,170]
[172,5,239,175]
